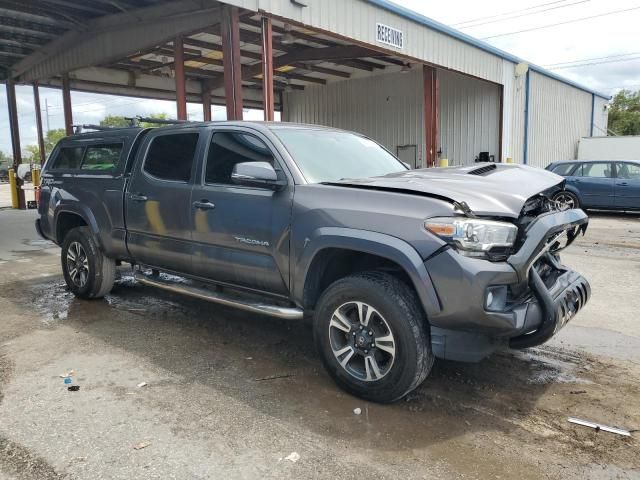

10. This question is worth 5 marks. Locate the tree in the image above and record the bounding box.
[608,89,640,136]
[99,113,169,128]
[0,150,11,166]
[21,128,67,164]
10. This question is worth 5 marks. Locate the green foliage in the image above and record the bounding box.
[608,90,640,136]
[0,150,11,166]
[21,128,67,164]
[100,115,130,128]
[99,113,169,128]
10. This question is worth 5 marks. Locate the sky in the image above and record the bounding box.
[1,0,639,155]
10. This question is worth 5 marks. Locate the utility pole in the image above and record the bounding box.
[44,98,50,133]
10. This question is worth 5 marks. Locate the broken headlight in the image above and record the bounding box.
[425,217,518,259]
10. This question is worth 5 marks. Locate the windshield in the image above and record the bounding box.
[272,128,407,183]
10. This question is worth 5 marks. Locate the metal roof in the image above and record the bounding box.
[367,0,611,100]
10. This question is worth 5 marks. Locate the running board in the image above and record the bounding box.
[133,271,304,320]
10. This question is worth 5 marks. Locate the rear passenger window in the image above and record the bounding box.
[576,163,612,178]
[144,133,199,182]
[205,132,275,185]
[81,144,122,171]
[50,147,84,170]
[551,163,577,176]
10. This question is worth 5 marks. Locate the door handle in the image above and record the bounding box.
[616,182,628,186]
[193,200,216,210]
[130,193,148,202]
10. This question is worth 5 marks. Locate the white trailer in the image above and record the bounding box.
[578,136,640,160]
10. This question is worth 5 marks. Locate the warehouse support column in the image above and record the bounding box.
[221,5,243,120]
[174,35,187,120]
[261,16,274,121]
[423,65,439,168]
[6,77,26,209]
[33,82,46,165]
[62,74,73,136]
[202,81,212,121]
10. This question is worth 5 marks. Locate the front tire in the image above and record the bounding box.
[553,190,580,211]
[313,271,433,403]
[61,226,115,299]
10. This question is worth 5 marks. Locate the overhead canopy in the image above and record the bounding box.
[0,0,410,106]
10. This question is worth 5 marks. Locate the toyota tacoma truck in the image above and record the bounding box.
[36,122,590,403]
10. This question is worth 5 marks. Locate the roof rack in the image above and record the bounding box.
[72,116,191,134]
[72,124,114,134]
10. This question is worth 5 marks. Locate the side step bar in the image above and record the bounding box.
[133,271,304,320]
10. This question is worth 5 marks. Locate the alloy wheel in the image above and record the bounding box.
[329,301,396,382]
[66,241,90,288]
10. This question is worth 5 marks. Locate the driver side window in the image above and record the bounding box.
[205,132,275,185]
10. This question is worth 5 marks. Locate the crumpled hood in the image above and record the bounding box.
[327,163,564,218]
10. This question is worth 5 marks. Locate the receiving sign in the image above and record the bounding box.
[376,23,404,49]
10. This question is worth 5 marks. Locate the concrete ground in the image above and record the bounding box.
[0,209,639,479]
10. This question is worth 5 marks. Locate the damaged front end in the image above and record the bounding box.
[425,189,590,361]
[506,206,590,349]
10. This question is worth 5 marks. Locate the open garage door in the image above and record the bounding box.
[439,70,502,166]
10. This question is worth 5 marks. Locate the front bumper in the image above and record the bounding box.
[425,208,590,361]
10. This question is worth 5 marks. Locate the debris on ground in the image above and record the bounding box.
[133,442,151,450]
[59,369,75,378]
[136,382,147,388]
[353,408,362,415]
[284,452,300,463]
[254,373,294,382]
[570,390,587,395]
[568,417,631,436]
[67,385,80,392]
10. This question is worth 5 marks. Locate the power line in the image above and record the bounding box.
[458,0,590,29]
[451,0,573,26]
[548,56,640,70]
[543,52,640,67]
[482,6,640,39]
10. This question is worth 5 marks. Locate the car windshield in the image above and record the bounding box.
[272,128,407,183]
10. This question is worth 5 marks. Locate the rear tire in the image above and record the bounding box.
[61,226,115,299]
[313,271,433,403]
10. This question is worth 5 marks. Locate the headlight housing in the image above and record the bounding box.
[425,217,518,259]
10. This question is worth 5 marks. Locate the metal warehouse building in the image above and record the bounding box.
[2,0,609,207]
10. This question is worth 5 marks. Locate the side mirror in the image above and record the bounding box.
[231,161,286,190]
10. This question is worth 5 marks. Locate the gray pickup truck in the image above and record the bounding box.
[36,121,590,403]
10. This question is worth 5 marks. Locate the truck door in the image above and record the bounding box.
[125,129,202,273]
[614,162,640,209]
[190,128,293,295]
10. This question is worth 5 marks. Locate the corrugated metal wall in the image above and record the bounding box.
[224,0,505,84]
[438,70,501,166]
[592,96,609,136]
[527,72,593,167]
[284,70,426,166]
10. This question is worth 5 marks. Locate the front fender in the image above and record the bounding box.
[293,227,441,317]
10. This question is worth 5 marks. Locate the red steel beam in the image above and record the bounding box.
[202,80,212,121]
[174,35,187,120]
[261,16,274,121]
[423,65,439,168]
[221,5,243,120]
[61,73,73,136]
[5,76,26,209]
[33,82,46,164]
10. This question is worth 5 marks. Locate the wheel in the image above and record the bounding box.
[61,226,116,299]
[313,271,434,403]
[553,190,580,211]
